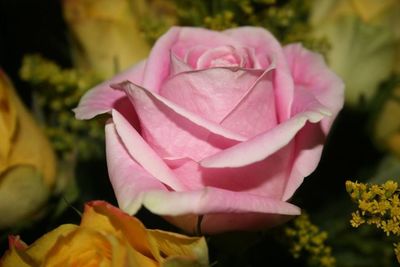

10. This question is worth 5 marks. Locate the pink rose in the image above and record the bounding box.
[75,27,344,234]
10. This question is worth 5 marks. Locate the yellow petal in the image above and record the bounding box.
[0,71,18,173]
[26,224,77,263]
[0,71,56,186]
[162,256,208,267]
[43,227,112,267]
[0,224,76,267]
[107,233,158,267]
[148,230,209,266]
[0,166,49,229]
[388,134,400,158]
[374,87,400,142]
[80,201,157,259]
[0,247,33,267]
[62,0,150,79]
[310,1,395,105]
[351,0,397,22]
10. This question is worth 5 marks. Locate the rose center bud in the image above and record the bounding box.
[210,55,239,68]
[196,45,253,69]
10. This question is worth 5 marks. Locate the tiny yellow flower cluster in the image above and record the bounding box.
[285,213,336,267]
[346,180,400,234]
[204,10,238,31]
[19,54,103,159]
[141,0,330,57]
[395,243,400,263]
[346,180,400,263]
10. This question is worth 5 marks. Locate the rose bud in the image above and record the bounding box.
[62,0,150,79]
[0,70,56,229]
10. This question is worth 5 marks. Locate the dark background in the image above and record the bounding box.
[0,0,70,101]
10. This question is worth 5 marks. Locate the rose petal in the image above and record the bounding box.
[200,110,327,168]
[163,157,204,190]
[142,188,301,234]
[282,44,345,200]
[224,27,294,122]
[140,27,180,91]
[142,187,300,216]
[284,43,344,132]
[143,27,242,91]
[111,109,185,192]
[112,81,246,161]
[166,213,296,234]
[219,64,278,137]
[105,120,167,214]
[170,53,193,76]
[160,67,264,124]
[196,46,253,69]
[74,60,146,119]
[184,45,210,68]
[171,28,240,65]
[165,149,292,200]
[282,123,325,201]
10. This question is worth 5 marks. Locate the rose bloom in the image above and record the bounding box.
[0,70,56,229]
[0,201,208,267]
[62,0,151,79]
[75,27,344,233]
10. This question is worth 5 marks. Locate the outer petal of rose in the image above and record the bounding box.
[165,151,290,200]
[142,188,300,233]
[281,44,344,200]
[142,187,300,216]
[200,109,328,168]
[142,27,240,91]
[113,81,246,161]
[105,120,168,214]
[110,109,185,193]
[224,27,294,122]
[166,213,296,234]
[284,44,345,133]
[74,60,146,120]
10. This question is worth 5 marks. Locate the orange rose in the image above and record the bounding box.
[0,201,209,267]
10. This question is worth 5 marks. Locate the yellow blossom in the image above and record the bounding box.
[62,0,151,79]
[350,211,365,228]
[284,212,336,267]
[0,70,56,229]
[347,179,400,263]
[373,85,400,158]
[0,201,209,267]
[395,243,400,263]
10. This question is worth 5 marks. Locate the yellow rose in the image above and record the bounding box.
[0,70,56,229]
[62,0,151,79]
[0,201,209,267]
[310,0,400,106]
[373,85,400,158]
